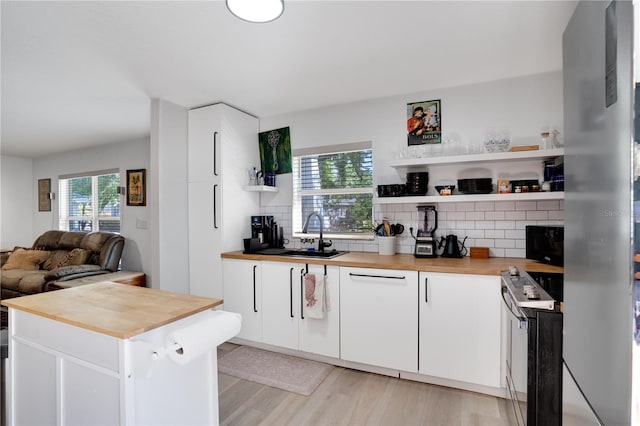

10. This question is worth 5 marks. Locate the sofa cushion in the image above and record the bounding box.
[58,232,89,250]
[0,269,47,293]
[31,230,65,250]
[1,248,51,271]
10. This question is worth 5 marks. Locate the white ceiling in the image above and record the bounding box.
[1,0,577,158]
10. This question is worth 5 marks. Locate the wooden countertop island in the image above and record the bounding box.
[221,250,563,275]
[1,281,222,339]
[2,282,233,425]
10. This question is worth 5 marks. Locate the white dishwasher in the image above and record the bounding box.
[340,267,418,372]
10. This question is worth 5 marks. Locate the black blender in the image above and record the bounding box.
[410,205,438,258]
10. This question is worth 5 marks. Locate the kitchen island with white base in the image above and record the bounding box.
[1,281,239,426]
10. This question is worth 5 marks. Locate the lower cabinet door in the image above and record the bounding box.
[340,267,418,372]
[419,272,501,387]
[299,264,340,358]
[261,262,340,358]
[222,259,262,342]
[261,262,304,350]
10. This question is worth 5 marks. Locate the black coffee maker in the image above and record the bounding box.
[251,215,274,247]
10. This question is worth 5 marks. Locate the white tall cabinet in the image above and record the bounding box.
[418,272,502,388]
[188,104,259,299]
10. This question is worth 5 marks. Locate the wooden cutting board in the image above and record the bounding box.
[1,282,223,339]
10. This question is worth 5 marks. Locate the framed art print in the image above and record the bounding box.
[407,99,441,145]
[126,169,146,206]
[38,178,51,212]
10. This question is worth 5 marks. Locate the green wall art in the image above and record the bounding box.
[259,126,292,174]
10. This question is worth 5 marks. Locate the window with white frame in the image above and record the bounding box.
[292,142,373,239]
[58,169,121,233]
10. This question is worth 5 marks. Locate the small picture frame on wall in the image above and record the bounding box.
[38,178,51,212]
[126,169,146,206]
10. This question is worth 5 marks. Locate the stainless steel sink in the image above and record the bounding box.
[280,249,348,259]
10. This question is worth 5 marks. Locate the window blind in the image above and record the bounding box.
[293,143,373,238]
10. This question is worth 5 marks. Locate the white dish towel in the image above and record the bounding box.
[304,273,331,319]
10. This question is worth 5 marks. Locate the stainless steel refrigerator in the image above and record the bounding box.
[563,1,638,424]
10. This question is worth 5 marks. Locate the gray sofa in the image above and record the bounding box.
[1,230,124,300]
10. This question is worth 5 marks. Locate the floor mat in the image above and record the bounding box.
[218,345,333,396]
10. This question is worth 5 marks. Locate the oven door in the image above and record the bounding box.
[502,285,529,425]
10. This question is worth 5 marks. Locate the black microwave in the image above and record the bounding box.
[526,225,564,266]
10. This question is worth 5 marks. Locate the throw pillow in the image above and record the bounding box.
[1,248,52,271]
[43,250,70,271]
[55,248,91,269]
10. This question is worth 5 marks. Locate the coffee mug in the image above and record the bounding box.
[265,172,276,187]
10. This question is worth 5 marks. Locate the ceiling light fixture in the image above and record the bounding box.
[226,0,284,23]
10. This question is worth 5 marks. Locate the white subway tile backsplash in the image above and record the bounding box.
[505,211,526,220]
[495,221,516,230]
[505,229,526,239]
[516,201,537,211]
[261,195,564,259]
[475,239,495,247]
[447,211,466,221]
[475,202,495,211]
[548,210,564,220]
[455,221,476,229]
[495,239,516,249]
[464,229,485,239]
[466,211,485,221]
[485,211,506,221]
[456,202,476,212]
[505,248,526,258]
[495,201,515,211]
[475,221,496,230]
[485,229,505,239]
[526,211,548,221]
[537,200,560,210]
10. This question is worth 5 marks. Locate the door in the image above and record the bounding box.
[419,272,501,387]
[299,264,340,358]
[188,181,221,298]
[261,261,304,350]
[222,259,262,342]
[188,105,221,183]
[340,267,418,372]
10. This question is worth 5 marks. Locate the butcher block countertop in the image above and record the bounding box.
[221,250,563,275]
[1,281,223,339]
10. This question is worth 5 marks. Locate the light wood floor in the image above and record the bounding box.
[217,343,515,426]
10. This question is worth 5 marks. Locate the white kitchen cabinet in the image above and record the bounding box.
[418,272,502,388]
[188,103,260,299]
[262,261,340,358]
[222,258,263,342]
[340,267,418,372]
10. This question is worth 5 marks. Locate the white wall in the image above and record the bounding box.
[149,99,189,293]
[1,156,34,248]
[30,138,151,274]
[257,71,564,257]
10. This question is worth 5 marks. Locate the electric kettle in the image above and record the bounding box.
[439,235,468,258]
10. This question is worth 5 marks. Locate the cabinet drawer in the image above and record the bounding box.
[12,309,120,372]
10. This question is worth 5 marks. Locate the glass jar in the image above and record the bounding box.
[540,131,550,149]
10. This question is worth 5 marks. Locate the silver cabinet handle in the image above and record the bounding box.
[213,131,219,177]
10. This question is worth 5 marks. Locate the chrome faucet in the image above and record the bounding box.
[302,211,332,252]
